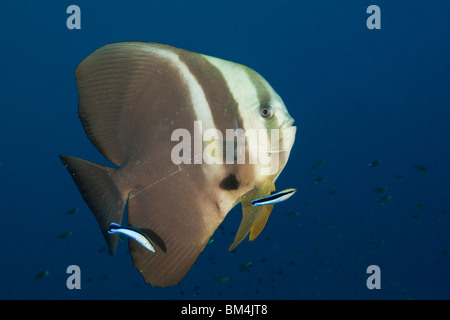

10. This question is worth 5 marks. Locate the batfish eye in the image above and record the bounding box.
[259,105,274,118]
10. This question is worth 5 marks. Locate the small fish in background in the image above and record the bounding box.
[65,207,79,215]
[369,160,380,167]
[287,210,300,217]
[108,223,155,253]
[207,238,215,245]
[240,261,252,272]
[395,174,404,180]
[310,160,326,170]
[215,276,229,282]
[377,195,392,206]
[328,190,336,195]
[373,187,388,193]
[251,188,296,206]
[414,204,424,209]
[365,236,383,248]
[57,231,72,239]
[310,177,326,186]
[325,220,337,230]
[415,165,428,173]
[34,270,49,281]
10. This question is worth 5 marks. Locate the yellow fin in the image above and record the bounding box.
[228,180,274,251]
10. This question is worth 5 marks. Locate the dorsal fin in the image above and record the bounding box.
[75,42,184,165]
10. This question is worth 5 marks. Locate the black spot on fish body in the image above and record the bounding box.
[219,174,239,190]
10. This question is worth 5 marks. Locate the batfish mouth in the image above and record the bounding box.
[267,124,296,154]
[280,124,297,148]
[281,118,296,136]
[281,118,295,129]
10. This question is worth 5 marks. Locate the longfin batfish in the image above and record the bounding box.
[59,42,296,287]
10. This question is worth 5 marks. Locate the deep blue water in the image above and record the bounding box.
[0,0,449,300]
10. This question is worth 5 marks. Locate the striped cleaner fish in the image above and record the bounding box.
[108,222,155,253]
[59,42,296,287]
[251,188,297,206]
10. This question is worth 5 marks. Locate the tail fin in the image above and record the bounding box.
[59,155,128,255]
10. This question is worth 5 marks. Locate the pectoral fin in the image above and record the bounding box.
[249,184,276,241]
[250,204,274,241]
[228,181,274,251]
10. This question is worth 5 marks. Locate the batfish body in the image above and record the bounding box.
[59,42,296,287]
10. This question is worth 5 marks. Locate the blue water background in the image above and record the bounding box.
[0,0,449,299]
